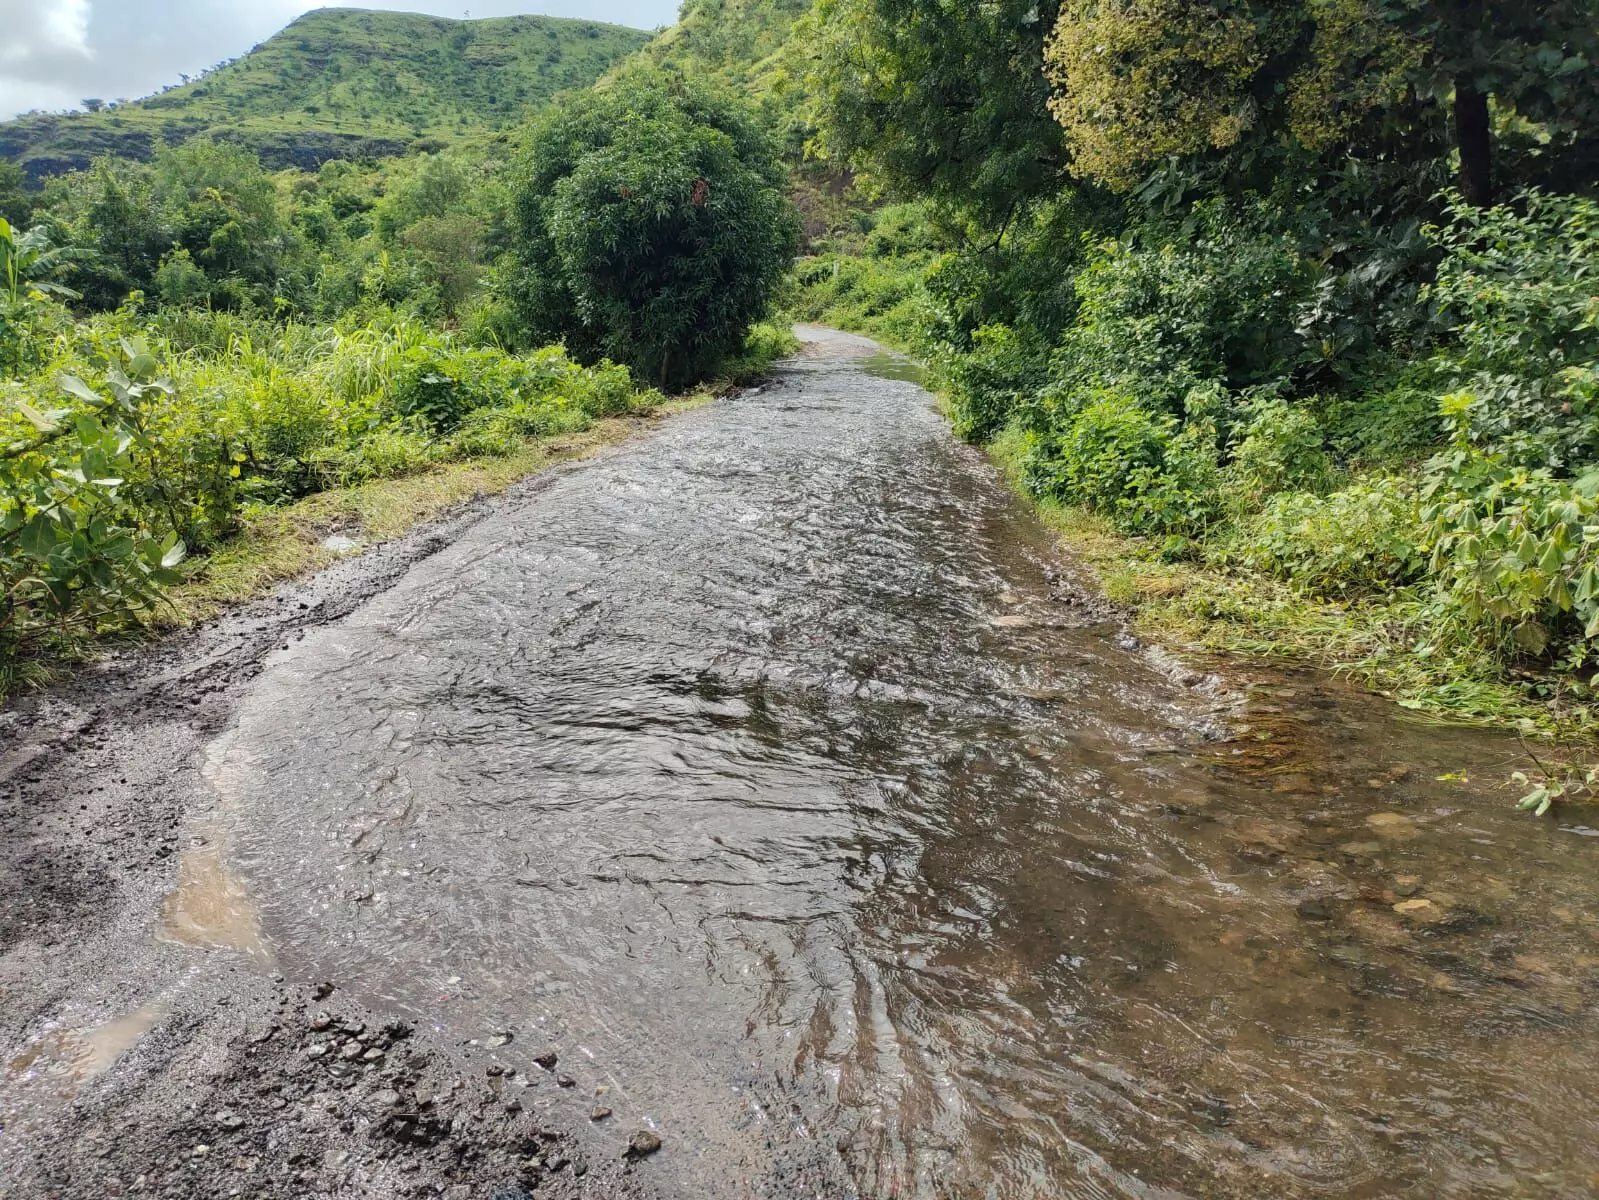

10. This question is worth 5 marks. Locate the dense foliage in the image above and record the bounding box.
[796,0,1599,732]
[508,69,798,389]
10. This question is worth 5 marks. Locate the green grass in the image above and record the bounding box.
[1,9,650,179]
[983,425,1596,740]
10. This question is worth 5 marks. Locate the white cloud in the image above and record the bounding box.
[0,0,94,77]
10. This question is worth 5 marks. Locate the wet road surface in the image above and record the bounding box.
[190,328,1599,1197]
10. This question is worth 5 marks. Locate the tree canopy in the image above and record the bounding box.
[1045,0,1599,205]
[508,68,798,389]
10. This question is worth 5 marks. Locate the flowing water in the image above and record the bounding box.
[203,328,1599,1197]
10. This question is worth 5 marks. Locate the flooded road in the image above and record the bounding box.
[202,328,1599,1197]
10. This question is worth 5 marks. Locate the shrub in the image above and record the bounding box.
[1420,446,1599,665]
[1222,391,1334,506]
[2,351,187,654]
[1424,191,1599,473]
[936,323,1049,444]
[1028,392,1221,540]
[1223,480,1424,597]
[510,67,799,389]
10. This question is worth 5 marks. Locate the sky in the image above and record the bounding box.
[0,0,683,120]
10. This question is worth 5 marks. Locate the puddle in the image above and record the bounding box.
[2,1002,170,1133]
[159,836,272,967]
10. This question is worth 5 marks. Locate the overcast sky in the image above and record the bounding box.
[0,0,682,120]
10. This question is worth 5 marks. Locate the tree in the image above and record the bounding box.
[798,0,1068,227]
[0,161,31,227]
[508,68,797,389]
[1045,0,1599,205]
[403,214,483,317]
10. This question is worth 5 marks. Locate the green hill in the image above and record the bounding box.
[0,8,651,180]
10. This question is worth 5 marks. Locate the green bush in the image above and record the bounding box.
[510,67,799,390]
[1028,392,1221,540]
[1222,391,1335,506]
[1223,480,1424,598]
[2,347,187,655]
[1424,191,1599,474]
[1421,443,1599,665]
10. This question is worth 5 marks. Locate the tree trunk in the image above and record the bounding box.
[1453,78,1492,207]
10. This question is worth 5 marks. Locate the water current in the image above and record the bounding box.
[205,327,1599,1197]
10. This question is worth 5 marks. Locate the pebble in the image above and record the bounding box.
[532,1051,558,1071]
[1394,898,1437,917]
[1393,874,1422,897]
[308,1012,333,1032]
[590,1106,612,1121]
[1366,812,1419,839]
[627,1130,663,1158]
[371,1089,402,1109]
[362,1047,385,1062]
[306,1044,329,1061]
[1295,898,1332,921]
[313,982,335,1000]
[556,1075,575,1088]
[213,1110,245,1131]
[338,1042,364,1061]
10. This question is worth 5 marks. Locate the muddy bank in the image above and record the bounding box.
[0,456,668,1199]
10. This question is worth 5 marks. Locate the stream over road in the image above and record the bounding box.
[199,327,1599,1197]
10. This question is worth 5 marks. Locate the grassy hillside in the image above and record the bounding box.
[0,8,651,180]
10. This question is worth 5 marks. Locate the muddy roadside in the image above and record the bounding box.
[0,452,669,1200]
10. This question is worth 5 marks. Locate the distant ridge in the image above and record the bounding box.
[0,8,651,180]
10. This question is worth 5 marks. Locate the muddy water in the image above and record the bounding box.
[205,328,1599,1197]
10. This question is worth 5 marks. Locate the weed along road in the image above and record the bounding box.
[4,328,1599,1199]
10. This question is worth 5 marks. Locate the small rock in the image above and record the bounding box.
[505,1099,523,1114]
[486,1063,504,1077]
[338,1042,364,1061]
[305,1044,329,1061]
[1393,875,1422,898]
[362,1047,385,1062]
[308,1012,333,1032]
[590,1106,612,1122]
[371,1089,402,1109]
[213,1110,246,1131]
[532,1051,557,1071]
[627,1130,663,1158]
[1295,898,1332,921]
[556,1075,575,1089]
[1394,898,1437,917]
[312,982,335,1001]
[1366,812,1419,839]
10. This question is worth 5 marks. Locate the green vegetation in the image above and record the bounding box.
[791,0,1599,780]
[509,68,798,389]
[0,13,803,692]
[0,9,650,180]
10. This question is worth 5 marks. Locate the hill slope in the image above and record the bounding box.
[0,8,651,179]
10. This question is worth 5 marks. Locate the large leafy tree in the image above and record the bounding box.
[508,68,797,389]
[797,0,1068,227]
[1045,0,1599,205]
